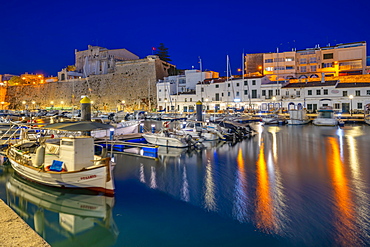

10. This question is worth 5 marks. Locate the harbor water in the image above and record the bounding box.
[0,122,370,246]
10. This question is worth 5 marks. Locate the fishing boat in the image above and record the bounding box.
[6,121,115,196]
[312,106,339,126]
[175,121,223,141]
[261,113,287,125]
[287,109,311,125]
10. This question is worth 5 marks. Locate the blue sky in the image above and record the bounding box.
[1,0,369,77]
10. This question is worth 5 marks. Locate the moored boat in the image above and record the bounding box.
[312,107,339,126]
[6,122,115,196]
[287,109,311,125]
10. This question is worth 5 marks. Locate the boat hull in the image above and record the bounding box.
[8,156,114,196]
[142,133,189,148]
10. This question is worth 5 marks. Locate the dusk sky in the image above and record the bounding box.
[1,0,369,77]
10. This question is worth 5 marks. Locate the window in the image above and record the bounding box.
[228,83,231,87]
[309,57,317,63]
[244,90,248,95]
[367,90,370,95]
[236,92,239,96]
[310,66,317,72]
[228,92,230,96]
[244,80,248,86]
[355,90,360,96]
[308,90,312,95]
[274,57,284,62]
[252,80,256,85]
[334,103,340,109]
[201,87,204,92]
[343,91,348,97]
[221,93,224,96]
[286,66,294,70]
[323,53,334,59]
[300,66,307,72]
[358,103,363,109]
[307,104,313,110]
[158,98,161,102]
[323,89,328,95]
[266,67,274,71]
[215,84,219,88]
[316,90,321,95]
[300,58,307,64]
[251,90,257,98]
[285,91,289,96]
[322,63,333,68]
[262,90,266,96]
[185,98,187,102]
[265,59,273,63]
[285,57,294,62]
[276,89,280,96]
[296,91,300,96]
[236,83,239,87]
[159,89,162,92]
[190,98,192,102]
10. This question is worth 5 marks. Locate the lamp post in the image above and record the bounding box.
[164,99,167,113]
[50,101,54,110]
[61,101,64,110]
[32,101,35,110]
[349,95,353,116]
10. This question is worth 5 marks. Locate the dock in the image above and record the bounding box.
[0,199,50,246]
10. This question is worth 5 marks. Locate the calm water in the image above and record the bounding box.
[0,123,370,246]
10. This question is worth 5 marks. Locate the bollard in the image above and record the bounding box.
[151,124,156,133]
[109,128,114,140]
[196,100,203,121]
[139,123,144,133]
[80,96,91,121]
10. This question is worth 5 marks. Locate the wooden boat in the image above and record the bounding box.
[6,121,115,196]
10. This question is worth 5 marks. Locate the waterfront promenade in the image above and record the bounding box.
[0,200,50,246]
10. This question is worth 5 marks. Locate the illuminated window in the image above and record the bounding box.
[286,66,294,70]
[322,63,333,68]
[266,67,274,71]
[285,57,294,62]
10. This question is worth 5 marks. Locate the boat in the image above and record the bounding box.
[287,109,311,125]
[6,174,118,246]
[312,106,339,126]
[175,121,223,141]
[92,120,140,138]
[6,121,115,196]
[260,113,287,125]
[365,104,370,125]
[142,129,195,148]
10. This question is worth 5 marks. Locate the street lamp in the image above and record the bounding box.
[349,95,353,116]
[32,101,35,110]
[61,101,64,110]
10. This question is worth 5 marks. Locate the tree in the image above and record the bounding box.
[8,76,24,86]
[155,43,172,62]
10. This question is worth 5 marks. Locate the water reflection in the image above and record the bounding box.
[232,147,248,222]
[326,137,357,246]
[6,174,118,246]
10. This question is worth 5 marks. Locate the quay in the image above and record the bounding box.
[0,199,50,246]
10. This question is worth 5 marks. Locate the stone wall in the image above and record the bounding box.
[5,56,175,112]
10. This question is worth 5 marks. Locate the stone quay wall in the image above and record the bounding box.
[5,57,172,112]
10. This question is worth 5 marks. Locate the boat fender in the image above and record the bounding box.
[34,146,45,167]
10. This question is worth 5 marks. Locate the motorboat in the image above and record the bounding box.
[175,121,223,141]
[260,113,287,125]
[312,107,339,126]
[142,129,195,148]
[287,109,311,125]
[92,120,140,138]
[6,121,115,196]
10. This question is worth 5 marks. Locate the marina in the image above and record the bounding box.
[0,120,369,246]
